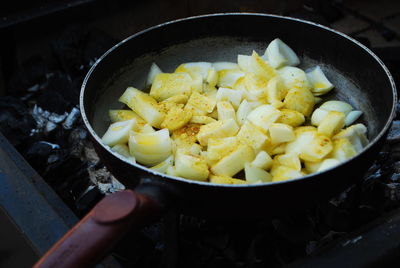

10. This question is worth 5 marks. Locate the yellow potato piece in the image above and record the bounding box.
[186,91,217,114]
[274,153,301,171]
[197,118,239,146]
[328,138,357,162]
[317,111,345,137]
[299,133,333,162]
[276,109,305,127]
[175,149,209,181]
[283,86,315,117]
[271,165,304,182]
[109,110,146,124]
[207,137,240,163]
[211,144,255,177]
[172,124,201,147]
[237,121,269,152]
[161,104,192,131]
[209,175,247,185]
[150,73,193,101]
[269,123,295,144]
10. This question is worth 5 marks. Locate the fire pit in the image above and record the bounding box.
[1,1,400,267]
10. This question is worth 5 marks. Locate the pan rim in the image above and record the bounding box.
[80,12,397,188]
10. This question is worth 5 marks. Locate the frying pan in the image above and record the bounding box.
[34,13,397,267]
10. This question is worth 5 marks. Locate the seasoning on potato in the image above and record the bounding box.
[101,38,368,185]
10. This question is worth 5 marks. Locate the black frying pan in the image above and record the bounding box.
[34,13,397,268]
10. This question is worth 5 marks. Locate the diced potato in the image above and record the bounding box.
[333,123,368,152]
[189,72,203,92]
[245,163,272,184]
[299,133,333,162]
[243,73,269,100]
[345,110,363,126]
[329,138,357,162]
[172,124,201,147]
[186,91,216,114]
[111,144,136,163]
[318,158,340,172]
[206,68,219,87]
[150,155,174,173]
[268,143,287,156]
[129,129,172,166]
[278,66,311,90]
[304,160,322,173]
[161,104,192,131]
[269,123,295,144]
[217,69,245,88]
[320,101,353,115]
[237,54,252,72]
[271,166,304,182]
[161,94,189,104]
[216,87,243,109]
[236,99,260,125]
[266,76,287,107]
[311,108,329,126]
[212,62,239,71]
[209,175,246,185]
[102,119,137,147]
[250,51,276,80]
[166,166,178,176]
[247,104,281,133]
[109,110,146,124]
[251,151,273,170]
[237,121,269,152]
[139,124,155,133]
[306,66,334,95]
[197,119,239,146]
[294,126,318,136]
[317,111,345,137]
[190,115,216,124]
[175,62,212,81]
[207,137,240,163]
[277,109,305,127]
[175,148,209,181]
[264,38,300,68]
[283,86,315,117]
[274,153,301,171]
[211,144,255,177]
[119,87,165,128]
[217,101,236,121]
[150,73,193,101]
[146,63,163,88]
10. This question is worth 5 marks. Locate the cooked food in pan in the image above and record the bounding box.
[101,38,368,184]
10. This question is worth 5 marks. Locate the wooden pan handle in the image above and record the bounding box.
[33,189,162,268]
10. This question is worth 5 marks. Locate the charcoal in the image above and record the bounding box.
[387,120,400,143]
[44,72,80,106]
[75,186,104,215]
[25,141,60,171]
[0,96,35,148]
[390,173,400,182]
[7,56,48,96]
[63,107,81,129]
[36,90,69,114]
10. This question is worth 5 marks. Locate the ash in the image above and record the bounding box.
[1,25,400,268]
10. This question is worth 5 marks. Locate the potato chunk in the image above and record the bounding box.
[102,119,137,147]
[269,123,295,144]
[211,144,255,177]
[317,111,345,137]
[197,119,239,146]
[299,133,333,162]
[277,109,305,127]
[244,163,272,184]
[237,121,269,152]
[207,137,240,163]
[247,104,281,133]
[251,151,273,170]
[217,101,236,121]
[119,87,165,128]
[283,86,315,117]
[209,175,246,185]
[161,104,192,131]
[150,73,193,101]
[109,110,146,124]
[175,149,209,181]
[129,129,172,166]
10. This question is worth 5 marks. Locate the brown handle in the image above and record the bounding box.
[33,189,163,268]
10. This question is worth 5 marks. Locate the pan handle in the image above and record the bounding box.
[33,189,163,268]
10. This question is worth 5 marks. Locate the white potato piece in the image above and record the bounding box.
[190,115,216,124]
[209,175,246,185]
[211,144,255,177]
[206,68,218,87]
[186,91,217,114]
[109,109,146,124]
[237,54,252,72]
[129,129,172,166]
[150,155,174,173]
[102,119,137,147]
[278,66,311,90]
[329,138,357,162]
[175,62,212,80]
[119,87,165,128]
[175,149,209,181]
[265,38,300,68]
[216,87,243,109]
[212,62,239,71]
[333,123,368,153]
[245,163,272,184]
[317,111,345,137]
[146,63,163,87]
[306,66,334,95]
[299,133,333,162]
[217,101,236,121]
[247,104,281,133]
[251,151,273,170]
[111,144,136,163]
[275,153,301,171]
[269,123,295,144]
[236,100,260,125]
[207,137,239,163]
[237,121,269,152]
[320,101,353,115]
[217,69,245,88]
[271,166,304,182]
[266,76,286,107]
[317,158,340,172]
[311,108,329,126]
[286,130,316,155]
[197,118,239,146]
[345,110,363,126]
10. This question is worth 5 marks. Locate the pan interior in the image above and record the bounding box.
[91,36,380,139]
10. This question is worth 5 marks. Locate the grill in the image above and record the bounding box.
[1,1,400,267]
